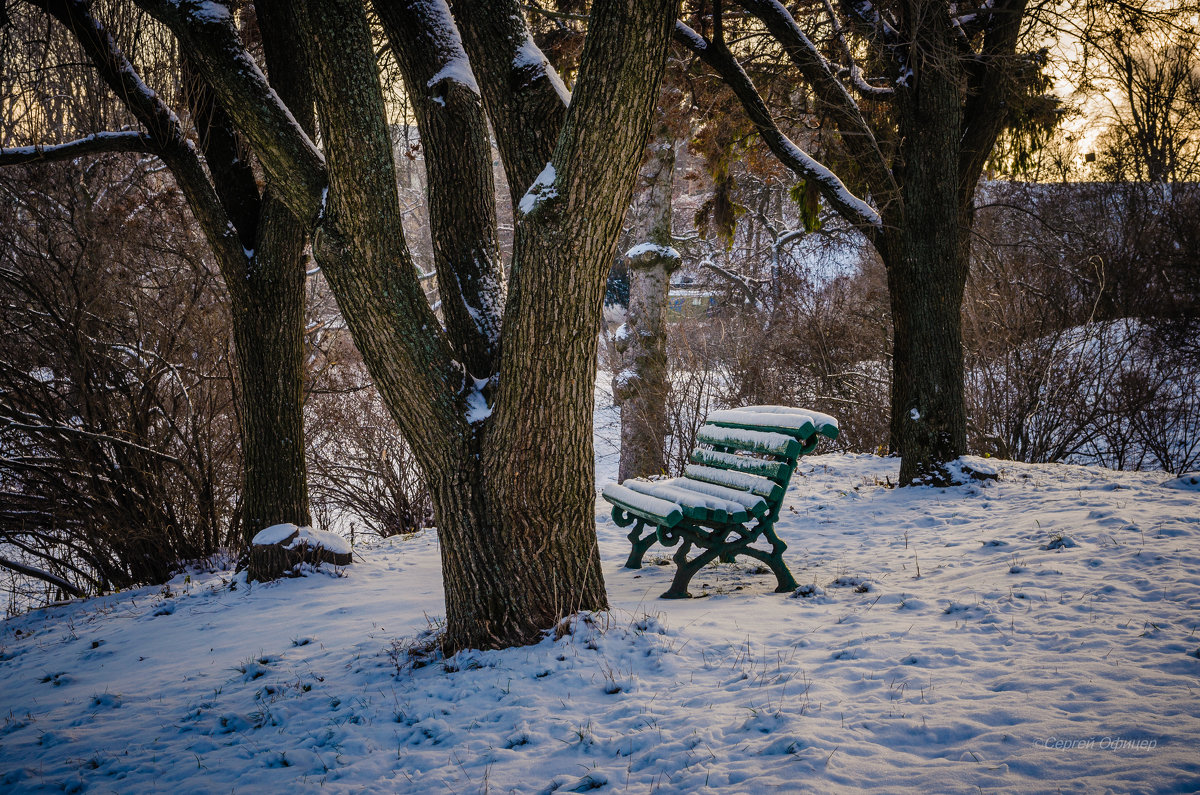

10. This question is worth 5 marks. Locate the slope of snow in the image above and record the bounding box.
[2,386,1199,793]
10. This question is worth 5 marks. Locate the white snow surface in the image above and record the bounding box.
[425,57,479,95]
[513,37,572,104]
[601,482,680,520]
[699,423,799,453]
[517,162,557,215]
[251,523,300,546]
[737,404,840,432]
[622,479,746,516]
[3,381,1200,792]
[417,0,480,97]
[684,463,778,498]
[625,242,682,261]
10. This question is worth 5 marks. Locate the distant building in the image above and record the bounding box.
[667,275,720,319]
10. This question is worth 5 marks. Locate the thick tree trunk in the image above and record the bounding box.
[882,3,969,486]
[440,1,680,651]
[613,130,678,480]
[428,429,609,651]
[232,192,312,540]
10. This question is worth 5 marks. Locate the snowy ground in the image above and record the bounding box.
[2,386,1200,793]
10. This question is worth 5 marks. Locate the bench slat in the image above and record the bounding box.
[707,408,816,440]
[696,424,801,458]
[668,476,769,518]
[622,480,750,524]
[602,483,682,527]
[736,404,840,440]
[689,448,790,483]
[684,464,783,501]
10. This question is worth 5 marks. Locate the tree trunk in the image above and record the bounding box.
[882,3,969,486]
[141,0,678,649]
[613,128,678,480]
[435,1,680,651]
[232,191,312,541]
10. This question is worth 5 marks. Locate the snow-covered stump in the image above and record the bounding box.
[247,523,353,582]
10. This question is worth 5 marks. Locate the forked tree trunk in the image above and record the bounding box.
[614,129,678,480]
[434,6,679,651]
[136,0,678,649]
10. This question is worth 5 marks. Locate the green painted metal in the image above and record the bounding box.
[708,417,816,441]
[688,448,791,483]
[601,404,836,598]
[695,425,801,458]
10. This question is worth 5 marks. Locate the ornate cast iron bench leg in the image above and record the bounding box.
[613,509,658,569]
[659,525,734,599]
[736,523,799,593]
[659,521,798,598]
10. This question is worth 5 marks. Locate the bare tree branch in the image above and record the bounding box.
[0,555,87,598]
[0,131,153,165]
[674,21,882,231]
[27,0,248,288]
[737,0,897,202]
[131,0,327,223]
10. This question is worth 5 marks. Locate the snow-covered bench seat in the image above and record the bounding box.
[602,406,838,598]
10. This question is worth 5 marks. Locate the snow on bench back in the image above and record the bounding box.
[684,464,781,500]
[696,424,800,457]
[734,408,840,439]
[713,405,840,437]
[660,477,769,516]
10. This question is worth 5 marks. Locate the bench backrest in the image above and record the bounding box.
[688,406,839,525]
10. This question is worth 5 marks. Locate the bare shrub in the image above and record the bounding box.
[305,314,434,539]
[965,182,1199,472]
[0,159,240,604]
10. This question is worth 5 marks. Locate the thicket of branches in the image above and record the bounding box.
[0,157,241,606]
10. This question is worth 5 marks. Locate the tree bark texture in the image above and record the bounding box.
[613,127,679,480]
[451,0,570,197]
[198,0,316,542]
[233,191,312,539]
[881,0,969,485]
[451,0,678,650]
[375,0,504,380]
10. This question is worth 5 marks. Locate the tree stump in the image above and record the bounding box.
[247,524,353,582]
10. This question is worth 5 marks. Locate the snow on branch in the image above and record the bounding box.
[513,36,571,104]
[700,259,766,305]
[0,555,86,598]
[134,0,327,223]
[517,162,558,215]
[37,0,247,283]
[732,2,896,202]
[416,0,481,98]
[675,21,881,230]
[0,132,154,166]
[820,0,894,97]
[843,0,904,57]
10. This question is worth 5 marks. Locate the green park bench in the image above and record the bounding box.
[602,405,839,598]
